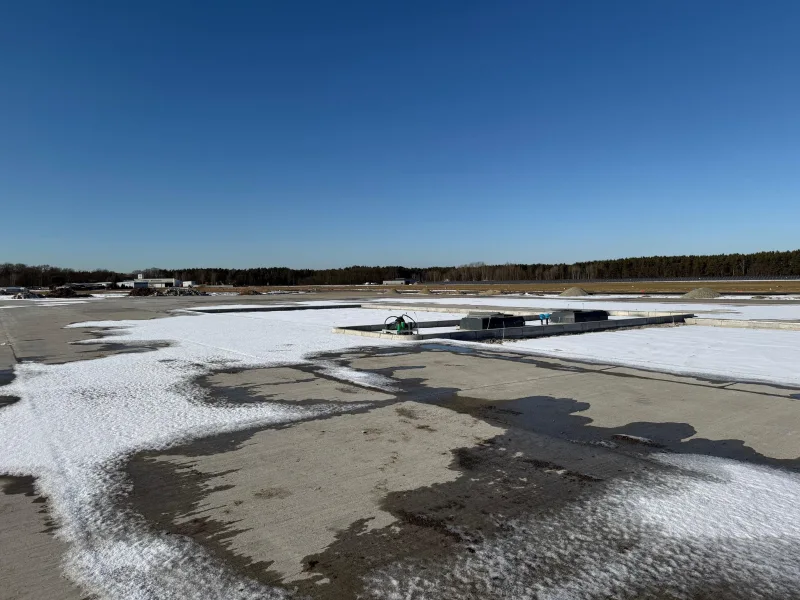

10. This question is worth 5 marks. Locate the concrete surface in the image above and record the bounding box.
[2,294,800,599]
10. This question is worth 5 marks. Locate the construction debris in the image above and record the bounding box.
[47,287,80,298]
[128,287,206,297]
[13,291,44,299]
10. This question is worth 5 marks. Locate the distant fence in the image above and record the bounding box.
[423,276,800,285]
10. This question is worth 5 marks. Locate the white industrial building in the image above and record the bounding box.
[119,275,183,289]
[383,278,414,285]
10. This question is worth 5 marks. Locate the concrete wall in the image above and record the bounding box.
[685,318,800,331]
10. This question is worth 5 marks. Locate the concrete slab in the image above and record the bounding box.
[3,294,800,599]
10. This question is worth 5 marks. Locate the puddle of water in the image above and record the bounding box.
[419,343,475,354]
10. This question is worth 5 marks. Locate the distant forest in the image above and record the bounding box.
[2,250,800,288]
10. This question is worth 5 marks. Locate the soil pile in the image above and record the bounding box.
[238,289,262,295]
[48,287,79,298]
[682,287,721,299]
[480,289,501,296]
[559,287,591,297]
[164,288,205,296]
[418,288,431,295]
[128,288,162,297]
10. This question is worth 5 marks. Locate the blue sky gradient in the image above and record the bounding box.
[2,1,799,270]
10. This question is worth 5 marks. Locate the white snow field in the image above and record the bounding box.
[0,308,460,600]
[365,452,800,600]
[497,325,800,386]
[374,296,800,321]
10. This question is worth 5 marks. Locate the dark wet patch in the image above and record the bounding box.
[0,395,19,408]
[122,343,800,598]
[0,475,59,535]
[292,430,640,600]
[125,456,287,584]
[0,367,15,387]
[313,344,800,471]
[193,367,320,405]
[419,343,475,354]
[445,394,800,471]
[0,369,20,410]
[0,474,37,496]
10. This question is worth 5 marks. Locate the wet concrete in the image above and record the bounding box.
[123,342,800,599]
[4,297,800,599]
[0,476,87,600]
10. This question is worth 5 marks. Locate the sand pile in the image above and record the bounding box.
[238,289,262,295]
[559,287,591,297]
[418,287,431,295]
[682,287,721,299]
[480,289,501,296]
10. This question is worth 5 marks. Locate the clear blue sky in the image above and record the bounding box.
[2,1,799,270]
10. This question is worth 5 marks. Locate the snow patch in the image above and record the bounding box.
[496,325,800,386]
[0,308,438,599]
[364,453,800,599]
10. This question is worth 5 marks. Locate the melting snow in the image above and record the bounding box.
[365,453,800,599]
[0,308,442,599]
[496,325,800,386]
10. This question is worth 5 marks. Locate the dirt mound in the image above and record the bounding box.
[48,287,79,298]
[751,295,767,300]
[480,289,501,296]
[13,291,43,299]
[238,289,262,295]
[682,287,721,299]
[163,288,205,296]
[128,288,163,297]
[418,287,431,295]
[559,287,591,297]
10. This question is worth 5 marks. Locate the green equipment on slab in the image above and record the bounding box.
[382,314,419,335]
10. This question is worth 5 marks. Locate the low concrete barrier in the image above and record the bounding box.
[686,318,800,331]
[361,303,692,319]
[189,303,360,314]
[334,313,694,341]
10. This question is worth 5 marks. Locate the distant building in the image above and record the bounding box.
[120,278,182,289]
[383,278,413,285]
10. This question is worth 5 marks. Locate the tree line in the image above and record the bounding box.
[2,249,800,288]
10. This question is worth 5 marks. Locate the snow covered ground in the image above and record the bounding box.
[366,452,800,599]
[374,296,800,321]
[0,308,439,599]
[491,325,800,387]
